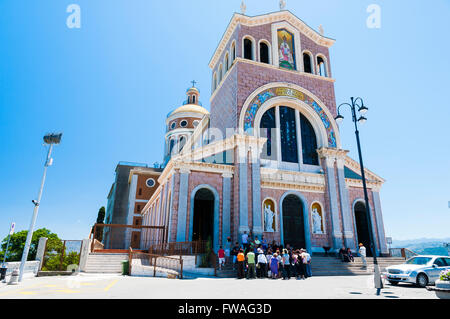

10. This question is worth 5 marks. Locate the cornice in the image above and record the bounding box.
[209,11,335,69]
[344,156,385,184]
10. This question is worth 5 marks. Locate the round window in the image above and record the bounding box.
[170,122,177,129]
[193,120,199,127]
[146,178,156,188]
[180,120,188,127]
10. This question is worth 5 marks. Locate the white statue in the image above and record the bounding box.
[264,204,275,232]
[318,25,324,35]
[312,208,323,234]
[240,1,247,14]
[279,0,286,10]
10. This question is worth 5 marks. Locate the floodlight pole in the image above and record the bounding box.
[18,144,54,282]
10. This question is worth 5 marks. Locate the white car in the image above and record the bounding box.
[384,255,450,288]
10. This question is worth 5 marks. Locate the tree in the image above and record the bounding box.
[96,206,106,224]
[94,206,106,241]
[0,228,62,262]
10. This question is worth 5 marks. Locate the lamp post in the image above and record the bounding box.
[18,133,62,282]
[335,97,383,295]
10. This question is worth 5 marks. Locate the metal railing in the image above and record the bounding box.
[389,248,419,259]
[129,249,183,279]
[41,240,83,271]
[89,224,167,252]
[148,240,208,256]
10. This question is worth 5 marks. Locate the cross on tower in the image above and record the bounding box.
[191,80,197,87]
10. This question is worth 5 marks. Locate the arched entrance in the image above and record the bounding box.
[282,194,306,249]
[192,188,215,244]
[354,201,373,257]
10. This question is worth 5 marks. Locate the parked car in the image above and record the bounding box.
[384,255,450,288]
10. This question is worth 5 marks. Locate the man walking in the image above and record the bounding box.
[359,243,367,269]
[303,249,312,277]
[237,249,245,279]
[242,231,249,250]
[256,248,267,278]
[246,249,256,279]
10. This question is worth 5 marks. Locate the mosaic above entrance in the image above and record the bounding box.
[243,87,337,148]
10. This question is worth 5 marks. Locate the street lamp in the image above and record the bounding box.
[336,97,383,295]
[18,133,62,282]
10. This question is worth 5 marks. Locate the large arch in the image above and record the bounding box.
[352,199,376,257]
[239,82,341,149]
[279,191,312,253]
[188,184,220,251]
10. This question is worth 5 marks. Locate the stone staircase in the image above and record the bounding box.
[215,256,406,278]
[84,253,128,273]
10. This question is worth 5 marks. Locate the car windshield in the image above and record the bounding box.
[405,257,432,265]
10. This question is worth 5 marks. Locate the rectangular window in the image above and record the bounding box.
[277,29,296,70]
[279,106,298,163]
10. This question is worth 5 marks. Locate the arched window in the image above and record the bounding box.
[317,56,327,77]
[218,64,223,83]
[192,95,196,104]
[279,106,299,163]
[243,38,253,60]
[179,136,186,152]
[169,138,176,155]
[231,41,236,62]
[259,106,319,167]
[300,114,319,165]
[224,53,229,73]
[259,42,270,64]
[259,107,276,159]
[213,73,217,92]
[303,52,313,74]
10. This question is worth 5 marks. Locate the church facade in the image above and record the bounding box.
[139,10,389,256]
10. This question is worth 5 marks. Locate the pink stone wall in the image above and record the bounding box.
[260,188,332,249]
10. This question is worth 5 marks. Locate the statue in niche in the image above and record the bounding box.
[264,203,275,232]
[312,208,323,234]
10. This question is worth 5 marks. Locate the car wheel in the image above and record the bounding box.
[388,281,399,286]
[416,273,428,288]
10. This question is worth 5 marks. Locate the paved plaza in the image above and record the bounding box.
[0,273,437,299]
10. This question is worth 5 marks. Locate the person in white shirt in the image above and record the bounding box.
[359,243,367,269]
[241,231,249,250]
[256,248,267,278]
[303,249,312,277]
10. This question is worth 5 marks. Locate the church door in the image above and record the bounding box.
[282,195,306,249]
[192,188,215,246]
[354,202,373,257]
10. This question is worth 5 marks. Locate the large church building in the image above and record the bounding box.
[138,9,389,256]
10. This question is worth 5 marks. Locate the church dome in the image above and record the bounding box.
[169,104,209,117]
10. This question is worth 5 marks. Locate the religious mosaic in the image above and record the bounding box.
[277,29,296,70]
[243,87,337,148]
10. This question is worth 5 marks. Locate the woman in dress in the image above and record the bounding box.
[270,253,279,279]
[295,249,306,280]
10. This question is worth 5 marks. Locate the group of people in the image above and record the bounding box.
[338,243,367,268]
[217,232,313,280]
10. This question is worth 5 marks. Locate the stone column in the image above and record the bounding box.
[176,169,190,242]
[336,156,356,250]
[222,173,232,246]
[238,147,250,240]
[251,146,263,238]
[35,237,48,271]
[167,175,175,242]
[372,190,388,255]
[319,150,342,252]
[79,238,90,272]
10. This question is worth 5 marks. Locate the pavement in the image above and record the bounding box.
[0,273,438,299]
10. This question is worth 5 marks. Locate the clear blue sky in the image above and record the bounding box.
[1,0,449,242]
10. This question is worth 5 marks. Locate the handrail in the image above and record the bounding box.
[130,251,184,279]
[148,240,207,256]
[389,248,419,259]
